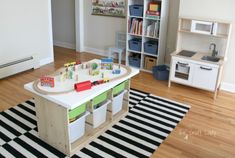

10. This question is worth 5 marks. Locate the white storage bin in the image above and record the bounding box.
[112,90,126,115]
[92,100,110,128]
[69,112,89,143]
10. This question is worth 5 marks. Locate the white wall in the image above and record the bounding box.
[83,0,126,55]
[51,0,76,49]
[179,0,235,91]
[165,0,180,64]
[0,0,53,66]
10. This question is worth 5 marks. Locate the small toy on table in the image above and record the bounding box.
[112,69,121,74]
[74,80,92,92]
[112,64,121,74]
[40,76,55,87]
[89,62,100,76]
[101,58,113,70]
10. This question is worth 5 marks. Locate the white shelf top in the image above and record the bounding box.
[24,59,139,110]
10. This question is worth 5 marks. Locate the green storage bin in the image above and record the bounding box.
[69,103,87,121]
[113,81,127,96]
[92,91,108,107]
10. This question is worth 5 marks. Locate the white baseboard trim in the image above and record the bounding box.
[84,47,108,57]
[39,57,54,67]
[221,82,235,93]
[54,41,76,49]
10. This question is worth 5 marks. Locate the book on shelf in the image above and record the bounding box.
[128,18,143,35]
[145,21,159,38]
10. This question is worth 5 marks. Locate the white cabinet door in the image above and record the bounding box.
[170,59,194,85]
[192,64,218,91]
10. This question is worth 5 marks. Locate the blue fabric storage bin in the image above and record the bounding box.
[129,5,144,17]
[129,56,141,68]
[129,39,142,52]
[144,41,158,55]
[152,65,169,80]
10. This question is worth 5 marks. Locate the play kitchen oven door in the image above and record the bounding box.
[171,59,193,85]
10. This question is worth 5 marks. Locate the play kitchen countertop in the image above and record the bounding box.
[171,51,224,66]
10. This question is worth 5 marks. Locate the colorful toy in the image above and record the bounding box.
[74,80,92,92]
[149,2,160,12]
[112,69,121,74]
[101,58,113,70]
[40,77,55,87]
[91,78,110,86]
[64,62,76,68]
[89,62,100,76]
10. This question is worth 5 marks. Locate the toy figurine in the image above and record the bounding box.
[101,72,104,78]
[69,71,73,79]
[40,76,55,87]
[60,72,66,82]
[65,68,69,79]
[75,74,79,81]
[101,58,113,70]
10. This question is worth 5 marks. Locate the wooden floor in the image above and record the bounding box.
[1,46,235,158]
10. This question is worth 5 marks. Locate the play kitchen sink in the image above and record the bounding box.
[201,56,220,62]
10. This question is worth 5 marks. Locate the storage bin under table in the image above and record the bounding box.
[69,112,89,143]
[87,91,110,128]
[112,90,127,115]
[110,81,128,115]
[86,100,110,128]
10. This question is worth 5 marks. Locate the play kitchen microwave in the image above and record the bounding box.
[191,20,218,35]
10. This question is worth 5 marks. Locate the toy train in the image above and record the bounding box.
[40,77,55,88]
[64,61,81,67]
[74,78,110,92]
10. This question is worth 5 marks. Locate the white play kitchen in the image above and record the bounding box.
[168,17,232,99]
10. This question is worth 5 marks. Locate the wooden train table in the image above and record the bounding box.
[24,59,139,156]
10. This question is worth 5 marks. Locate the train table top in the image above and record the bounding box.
[24,59,139,109]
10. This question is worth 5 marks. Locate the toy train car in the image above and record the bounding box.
[74,80,92,92]
[64,61,81,67]
[40,77,55,88]
[91,78,110,86]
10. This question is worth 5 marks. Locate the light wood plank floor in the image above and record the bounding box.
[1,46,235,158]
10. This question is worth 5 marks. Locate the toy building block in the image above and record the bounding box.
[69,71,73,79]
[112,69,121,74]
[40,77,55,88]
[74,80,92,92]
[101,58,113,70]
[89,62,100,76]
[76,61,81,65]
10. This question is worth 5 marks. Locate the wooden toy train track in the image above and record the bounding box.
[33,63,132,95]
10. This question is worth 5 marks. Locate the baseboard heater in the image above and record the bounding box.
[0,55,39,79]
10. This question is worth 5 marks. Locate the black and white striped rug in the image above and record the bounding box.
[0,89,190,158]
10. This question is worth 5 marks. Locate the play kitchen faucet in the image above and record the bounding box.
[209,43,218,57]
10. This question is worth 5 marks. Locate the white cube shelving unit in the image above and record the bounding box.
[126,0,169,73]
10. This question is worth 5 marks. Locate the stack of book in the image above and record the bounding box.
[145,21,159,38]
[128,18,143,35]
